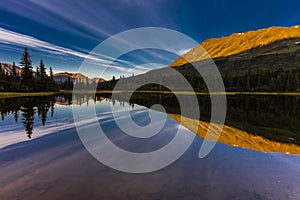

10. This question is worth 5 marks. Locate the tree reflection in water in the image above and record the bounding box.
[0,93,299,146]
[0,96,56,138]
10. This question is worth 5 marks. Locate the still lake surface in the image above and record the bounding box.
[0,94,300,199]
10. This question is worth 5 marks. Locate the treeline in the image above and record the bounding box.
[43,66,300,92]
[179,66,300,92]
[94,67,300,92]
[214,51,300,92]
[0,47,57,92]
[223,68,300,92]
[61,77,116,91]
[59,77,74,90]
[96,76,117,91]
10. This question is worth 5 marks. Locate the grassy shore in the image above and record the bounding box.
[1,90,300,98]
[0,92,61,98]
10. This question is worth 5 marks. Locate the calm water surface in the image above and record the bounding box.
[0,94,300,199]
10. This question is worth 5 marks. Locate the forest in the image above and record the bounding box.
[0,48,57,92]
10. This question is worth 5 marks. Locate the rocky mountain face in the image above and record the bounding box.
[53,72,105,84]
[0,63,22,76]
[170,25,300,66]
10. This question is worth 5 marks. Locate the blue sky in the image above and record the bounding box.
[0,0,300,79]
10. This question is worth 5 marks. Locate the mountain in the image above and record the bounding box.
[170,25,300,66]
[53,72,76,84]
[91,77,105,83]
[0,63,22,76]
[53,72,105,84]
[102,25,300,92]
[168,36,300,92]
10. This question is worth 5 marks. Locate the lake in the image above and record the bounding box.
[0,93,300,199]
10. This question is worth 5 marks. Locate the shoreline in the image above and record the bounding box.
[1,90,300,98]
[0,91,61,98]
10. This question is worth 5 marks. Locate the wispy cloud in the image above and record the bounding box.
[0,1,195,77]
[0,27,147,74]
[177,48,192,56]
[0,27,92,58]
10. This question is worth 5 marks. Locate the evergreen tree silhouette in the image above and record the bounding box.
[37,100,50,126]
[21,102,35,138]
[20,47,33,89]
[12,62,17,77]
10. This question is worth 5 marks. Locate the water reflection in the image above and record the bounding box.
[0,93,299,152]
[114,93,300,154]
[0,96,55,138]
[123,93,300,146]
[1,94,300,199]
[0,94,134,139]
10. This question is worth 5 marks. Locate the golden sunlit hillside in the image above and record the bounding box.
[170,25,300,66]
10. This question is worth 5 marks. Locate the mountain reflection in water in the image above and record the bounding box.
[0,93,299,154]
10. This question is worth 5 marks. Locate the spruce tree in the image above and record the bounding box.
[39,59,47,79]
[48,67,55,91]
[36,66,40,78]
[50,67,53,80]
[20,47,33,89]
[0,62,2,78]
[12,62,17,77]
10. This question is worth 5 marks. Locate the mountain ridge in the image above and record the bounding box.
[170,25,300,66]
